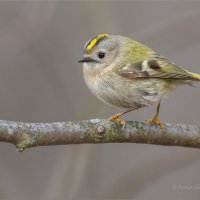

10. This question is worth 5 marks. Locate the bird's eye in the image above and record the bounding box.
[98,52,105,59]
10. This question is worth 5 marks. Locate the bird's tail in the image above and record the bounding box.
[186,71,200,81]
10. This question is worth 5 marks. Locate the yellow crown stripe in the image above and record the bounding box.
[86,34,108,51]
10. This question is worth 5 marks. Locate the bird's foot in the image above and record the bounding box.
[145,116,164,128]
[108,114,125,127]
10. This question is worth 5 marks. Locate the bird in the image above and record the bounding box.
[79,34,200,128]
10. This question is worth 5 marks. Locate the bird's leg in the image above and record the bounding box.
[109,105,142,126]
[109,108,134,126]
[145,102,164,128]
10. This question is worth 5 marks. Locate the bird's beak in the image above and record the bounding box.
[78,57,96,63]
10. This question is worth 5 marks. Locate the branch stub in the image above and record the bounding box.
[96,125,106,135]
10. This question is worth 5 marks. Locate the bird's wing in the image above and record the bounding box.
[117,54,198,81]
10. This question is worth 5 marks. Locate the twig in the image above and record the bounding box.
[0,119,199,152]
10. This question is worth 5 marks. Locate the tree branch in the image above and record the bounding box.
[0,119,199,152]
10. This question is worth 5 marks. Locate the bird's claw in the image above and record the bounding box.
[109,114,125,127]
[145,117,164,128]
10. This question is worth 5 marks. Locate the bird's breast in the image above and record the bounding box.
[83,65,113,101]
[83,65,139,108]
[83,64,172,108]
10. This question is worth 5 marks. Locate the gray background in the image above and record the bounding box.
[0,1,200,199]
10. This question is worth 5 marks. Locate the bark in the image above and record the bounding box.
[0,119,199,152]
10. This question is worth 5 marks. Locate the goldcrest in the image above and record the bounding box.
[79,34,200,127]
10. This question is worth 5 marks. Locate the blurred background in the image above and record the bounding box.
[0,1,200,199]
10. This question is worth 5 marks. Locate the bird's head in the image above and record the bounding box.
[78,34,123,70]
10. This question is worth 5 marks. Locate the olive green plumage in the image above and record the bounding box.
[79,34,200,123]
